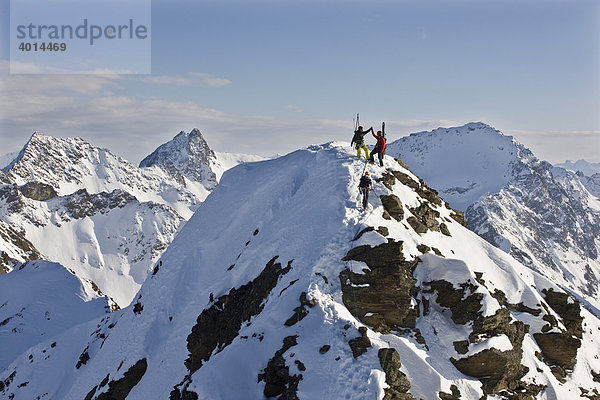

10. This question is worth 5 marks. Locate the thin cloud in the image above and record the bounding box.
[203,77,231,87]
[2,61,596,164]
[504,130,600,164]
[284,105,303,113]
[137,76,192,86]
[189,72,231,87]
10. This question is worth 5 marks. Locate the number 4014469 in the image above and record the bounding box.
[18,42,67,51]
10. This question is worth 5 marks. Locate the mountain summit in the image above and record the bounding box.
[140,128,218,191]
[386,122,534,210]
[386,123,600,315]
[2,143,598,400]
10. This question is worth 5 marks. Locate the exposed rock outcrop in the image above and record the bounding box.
[171,257,291,398]
[378,348,414,400]
[348,327,372,358]
[284,292,315,327]
[379,194,404,221]
[341,242,419,332]
[18,182,57,201]
[259,335,302,399]
[424,280,482,325]
[87,358,148,400]
[533,289,583,381]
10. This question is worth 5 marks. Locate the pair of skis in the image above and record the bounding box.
[353,114,385,136]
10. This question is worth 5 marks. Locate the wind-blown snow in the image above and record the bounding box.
[0,260,108,371]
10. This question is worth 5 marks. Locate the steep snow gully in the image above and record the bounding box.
[1,143,599,400]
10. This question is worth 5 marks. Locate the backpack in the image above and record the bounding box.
[353,130,366,147]
[359,175,371,188]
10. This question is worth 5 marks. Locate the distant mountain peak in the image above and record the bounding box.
[386,122,526,210]
[555,159,600,177]
[414,121,494,134]
[386,123,600,315]
[139,128,218,190]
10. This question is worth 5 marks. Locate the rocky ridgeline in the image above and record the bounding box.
[467,160,600,307]
[0,220,39,274]
[386,122,600,316]
[339,159,595,400]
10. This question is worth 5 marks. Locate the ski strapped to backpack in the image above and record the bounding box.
[382,121,386,156]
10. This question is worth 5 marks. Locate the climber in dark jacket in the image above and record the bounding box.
[358,171,372,210]
[368,130,386,167]
[351,126,374,159]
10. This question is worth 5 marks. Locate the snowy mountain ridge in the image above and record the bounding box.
[0,129,263,308]
[1,143,598,400]
[385,122,535,210]
[2,132,203,219]
[0,183,183,307]
[386,122,600,315]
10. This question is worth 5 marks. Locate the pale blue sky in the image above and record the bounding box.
[1,0,599,163]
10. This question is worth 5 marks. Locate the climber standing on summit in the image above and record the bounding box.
[351,126,373,160]
[358,171,372,210]
[368,129,386,167]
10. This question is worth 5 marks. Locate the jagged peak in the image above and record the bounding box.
[139,128,217,189]
[140,128,213,166]
[7,132,99,169]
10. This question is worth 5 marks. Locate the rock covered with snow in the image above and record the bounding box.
[387,123,600,315]
[0,220,40,274]
[1,143,598,400]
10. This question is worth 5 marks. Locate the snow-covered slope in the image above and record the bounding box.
[385,122,532,210]
[387,123,600,315]
[212,151,267,181]
[0,184,183,307]
[0,130,262,307]
[0,260,109,371]
[2,143,598,400]
[555,159,600,177]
